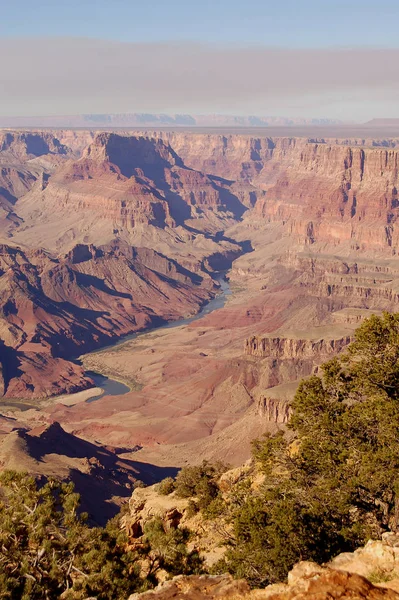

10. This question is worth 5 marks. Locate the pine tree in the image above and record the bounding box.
[0,471,141,599]
[220,312,399,586]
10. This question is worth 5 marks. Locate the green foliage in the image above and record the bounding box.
[0,471,141,600]
[142,517,204,580]
[0,470,209,599]
[202,495,226,520]
[156,477,176,496]
[220,312,399,587]
[368,568,398,584]
[186,499,200,518]
[174,461,227,510]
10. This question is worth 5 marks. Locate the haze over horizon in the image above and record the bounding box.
[2,0,399,121]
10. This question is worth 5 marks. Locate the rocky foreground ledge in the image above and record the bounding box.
[128,563,399,599]
[128,536,399,598]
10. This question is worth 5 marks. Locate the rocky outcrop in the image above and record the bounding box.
[15,133,247,248]
[122,463,399,598]
[128,574,251,600]
[0,131,70,163]
[8,131,399,256]
[0,165,37,203]
[256,397,291,423]
[128,535,399,597]
[261,561,399,599]
[244,335,351,359]
[84,131,247,222]
[0,131,83,241]
[153,134,399,253]
[1,347,91,399]
[5,128,399,452]
[127,566,399,599]
[123,478,236,569]
[36,144,176,231]
[243,335,352,399]
[328,536,399,582]
[123,486,188,542]
[158,133,277,183]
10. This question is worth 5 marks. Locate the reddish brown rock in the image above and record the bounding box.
[12,133,246,258]
[128,574,251,600]
[160,133,399,253]
[127,568,399,599]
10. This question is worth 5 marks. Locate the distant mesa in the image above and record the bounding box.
[0,112,345,129]
[363,118,399,127]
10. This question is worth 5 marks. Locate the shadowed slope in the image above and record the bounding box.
[0,421,178,524]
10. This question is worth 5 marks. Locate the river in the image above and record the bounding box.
[85,273,232,402]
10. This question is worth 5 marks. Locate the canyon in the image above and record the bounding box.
[2,128,399,469]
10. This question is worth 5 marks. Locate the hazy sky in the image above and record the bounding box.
[2,0,399,120]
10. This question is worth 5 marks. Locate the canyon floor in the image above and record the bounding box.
[2,127,399,486]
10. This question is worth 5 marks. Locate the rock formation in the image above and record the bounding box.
[244,334,351,359]
[127,564,399,599]
[4,127,399,596]
[10,133,245,259]
[256,397,291,423]
[123,473,399,598]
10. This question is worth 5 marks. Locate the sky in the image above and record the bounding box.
[1,0,399,120]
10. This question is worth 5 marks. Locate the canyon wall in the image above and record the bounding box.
[244,334,351,359]
[7,130,399,257]
[150,133,399,253]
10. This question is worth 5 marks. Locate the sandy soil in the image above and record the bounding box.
[46,387,104,407]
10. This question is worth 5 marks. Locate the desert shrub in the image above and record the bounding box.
[0,472,206,599]
[132,479,147,490]
[202,495,226,520]
[186,499,199,518]
[142,517,204,580]
[174,460,227,509]
[157,477,175,495]
[6,312,399,593]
